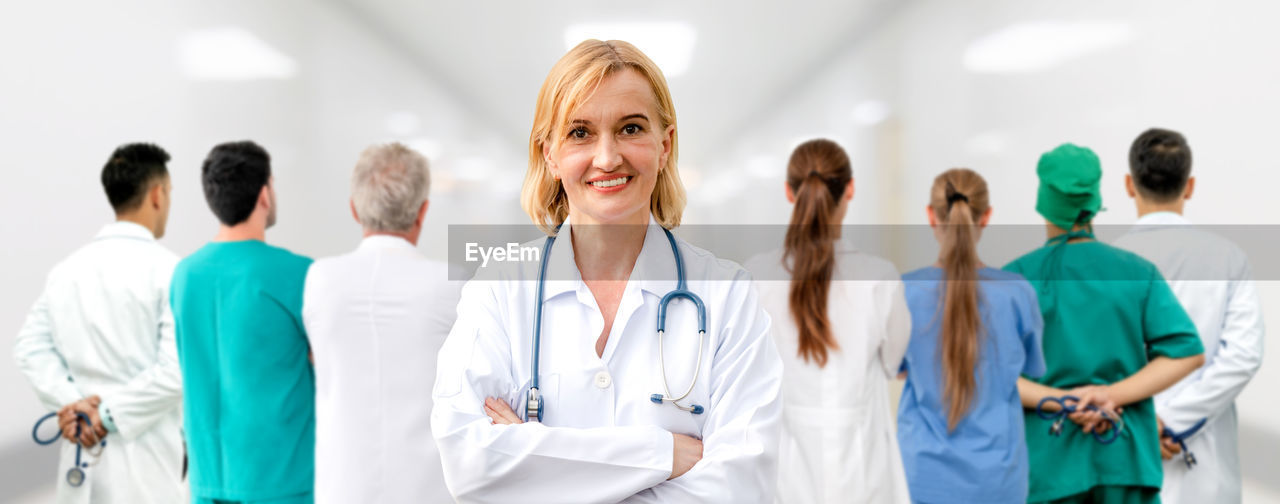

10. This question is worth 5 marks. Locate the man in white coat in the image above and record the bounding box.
[1112,128,1265,504]
[14,143,186,504]
[302,142,462,503]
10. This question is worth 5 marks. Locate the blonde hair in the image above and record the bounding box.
[522,39,686,235]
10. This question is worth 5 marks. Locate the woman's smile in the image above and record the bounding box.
[587,174,633,192]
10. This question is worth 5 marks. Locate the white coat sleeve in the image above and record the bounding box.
[621,272,784,503]
[431,279,674,504]
[1158,259,1265,432]
[14,288,82,411]
[878,280,912,378]
[98,268,182,440]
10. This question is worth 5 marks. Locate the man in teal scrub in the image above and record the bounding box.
[171,141,315,504]
[1005,143,1205,504]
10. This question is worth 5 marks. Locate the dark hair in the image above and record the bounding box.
[782,139,852,368]
[929,168,989,431]
[101,143,170,213]
[1129,128,1192,203]
[201,141,272,226]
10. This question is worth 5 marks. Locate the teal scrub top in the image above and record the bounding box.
[172,241,315,501]
[1004,240,1202,502]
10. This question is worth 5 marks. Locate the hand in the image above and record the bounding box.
[57,396,107,447]
[670,433,703,480]
[1157,416,1182,460]
[483,397,524,425]
[58,396,98,442]
[1067,385,1121,434]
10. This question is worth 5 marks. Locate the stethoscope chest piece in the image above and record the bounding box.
[67,466,85,487]
[526,387,543,423]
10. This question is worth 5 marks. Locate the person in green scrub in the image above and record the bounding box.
[1004,143,1205,504]
[171,141,315,504]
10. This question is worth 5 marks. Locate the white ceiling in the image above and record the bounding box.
[332,0,898,167]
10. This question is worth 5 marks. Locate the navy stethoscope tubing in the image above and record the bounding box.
[1163,417,1208,469]
[525,225,708,422]
[1035,395,1125,444]
[33,411,106,487]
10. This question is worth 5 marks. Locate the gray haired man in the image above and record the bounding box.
[301,143,462,503]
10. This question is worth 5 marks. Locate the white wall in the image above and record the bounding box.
[0,1,521,499]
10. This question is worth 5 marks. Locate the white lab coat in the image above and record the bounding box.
[13,221,186,504]
[302,235,463,504]
[1112,212,1265,504]
[745,241,912,504]
[431,216,783,504]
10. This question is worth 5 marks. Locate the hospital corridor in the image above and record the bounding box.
[2,1,1279,502]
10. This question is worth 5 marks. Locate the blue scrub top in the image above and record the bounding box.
[897,266,1045,504]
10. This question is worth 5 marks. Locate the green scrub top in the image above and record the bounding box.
[172,241,315,502]
[1004,239,1202,502]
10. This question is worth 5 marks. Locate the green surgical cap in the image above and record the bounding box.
[1036,143,1103,231]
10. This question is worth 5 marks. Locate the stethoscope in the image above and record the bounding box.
[1035,395,1126,444]
[525,225,708,422]
[33,412,107,487]
[1163,417,1208,469]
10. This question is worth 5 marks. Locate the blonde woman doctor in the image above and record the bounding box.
[431,40,783,503]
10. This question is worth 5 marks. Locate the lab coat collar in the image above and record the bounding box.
[1129,211,1192,234]
[357,234,418,252]
[539,215,678,300]
[95,221,156,242]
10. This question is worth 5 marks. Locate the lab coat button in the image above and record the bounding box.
[594,371,612,389]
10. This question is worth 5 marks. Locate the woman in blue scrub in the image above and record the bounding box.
[897,169,1046,503]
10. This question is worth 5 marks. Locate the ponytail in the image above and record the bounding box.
[930,170,989,430]
[783,140,852,368]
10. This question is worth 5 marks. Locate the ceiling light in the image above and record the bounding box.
[564,22,696,77]
[964,20,1134,74]
[177,27,297,81]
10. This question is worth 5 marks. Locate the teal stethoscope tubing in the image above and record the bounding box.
[525,226,708,422]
